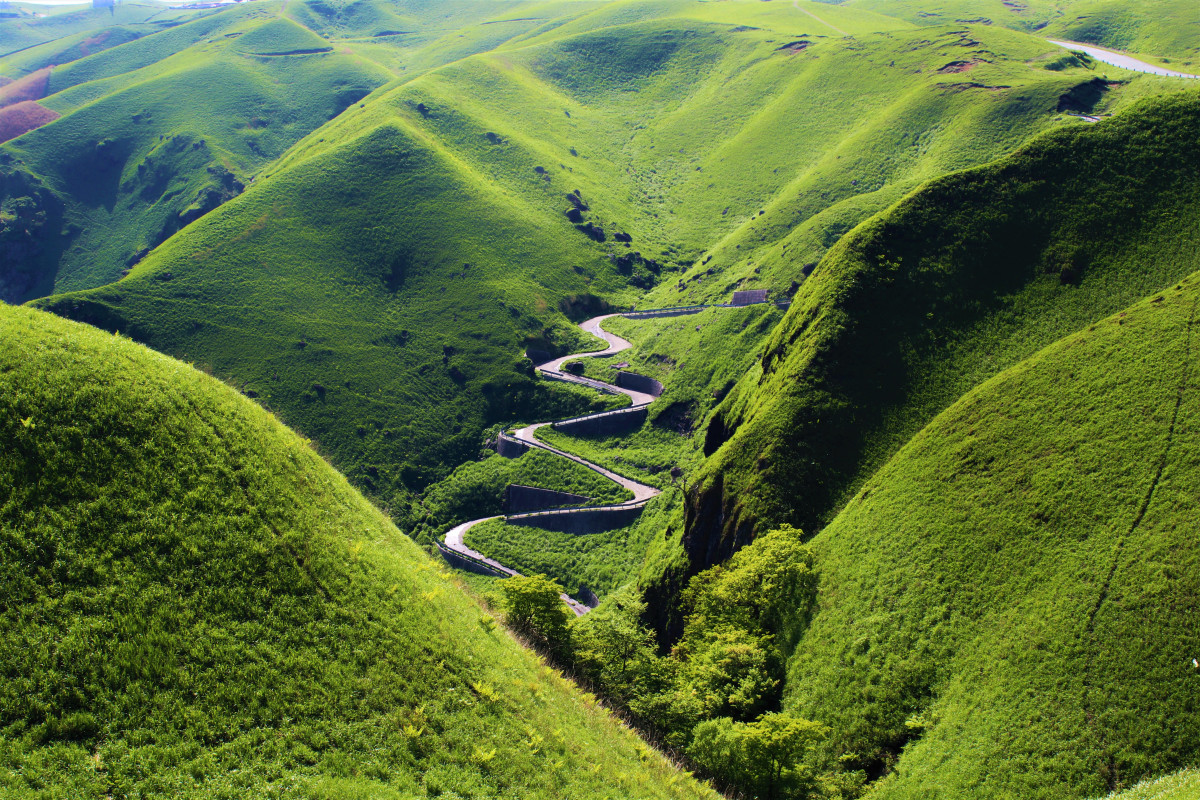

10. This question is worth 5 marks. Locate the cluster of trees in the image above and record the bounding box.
[499,526,860,799]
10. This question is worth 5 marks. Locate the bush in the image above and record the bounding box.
[500,574,571,653]
[688,713,828,800]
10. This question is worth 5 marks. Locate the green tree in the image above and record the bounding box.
[688,712,828,800]
[675,626,780,720]
[500,574,570,652]
[670,525,817,723]
[680,524,816,647]
[570,584,660,701]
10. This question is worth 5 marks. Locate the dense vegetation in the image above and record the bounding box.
[0,303,715,800]
[5,1,1200,797]
[495,526,835,799]
[17,0,1155,516]
[693,87,1200,562]
[779,275,1200,798]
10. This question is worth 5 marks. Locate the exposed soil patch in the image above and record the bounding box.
[0,101,60,144]
[0,67,51,109]
[775,40,811,53]
[938,59,980,74]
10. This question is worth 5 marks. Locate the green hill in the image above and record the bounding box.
[30,1,1154,520]
[0,2,212,63]
[0,301,715,800]
[782,273,1200,798]
[2,2,391,299]
[690,87,1200,564]
[846,0,1200,70]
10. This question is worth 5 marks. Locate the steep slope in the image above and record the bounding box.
[689,87,1200,565]
[783,274,1200,798]
[0,2,210,61]
[847,0,1200,70]
[35,109,624,517]
[36,8,1133,522]
[0,302,716,800]
[2,2,391,299]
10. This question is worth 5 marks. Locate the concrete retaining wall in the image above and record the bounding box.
[553,405,647,437]
[540,370,623,395]
[731,289,770,306]
[616,371,663,397]
[496,434,529,459]
[508,503,646,534]
[505,483,591,514]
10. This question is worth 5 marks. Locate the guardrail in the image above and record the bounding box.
[622,304,714,317]
[551,402,648,429]
[621,300,791,317]
[435,540,512,577]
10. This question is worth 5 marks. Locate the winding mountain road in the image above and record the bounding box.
[440,313,666,615]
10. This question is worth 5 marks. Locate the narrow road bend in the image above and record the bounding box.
[440,313,668,615]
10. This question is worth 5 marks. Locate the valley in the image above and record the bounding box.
[3,0,1200,797]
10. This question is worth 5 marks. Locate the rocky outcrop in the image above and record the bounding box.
[575,221,606,242]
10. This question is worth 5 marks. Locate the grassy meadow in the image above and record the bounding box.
[0,302,718,800]
[783,274,1200,798]
[3,0,1200,796]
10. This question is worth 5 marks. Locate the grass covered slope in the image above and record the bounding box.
[784,276,1200,799]
[0,2,211,63]
[691,87,1200,562]
[847,0,1200,69]
[2,2,391,298]
[35,106,621,515]
[0,303,716,800]
[35,7,1132,521]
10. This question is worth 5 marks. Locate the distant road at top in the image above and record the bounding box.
[1047,40,1199,79]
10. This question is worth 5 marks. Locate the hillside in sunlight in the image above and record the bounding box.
[22,0,1169,518]
[0,302,716,800]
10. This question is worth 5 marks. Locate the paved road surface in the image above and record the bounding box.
[1047,40,1198,79]
[440,314,664,615]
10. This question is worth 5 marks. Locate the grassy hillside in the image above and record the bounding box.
[690,87,1200,565]
[1,2,391,299]
[33,3,1141,521]
[847,0,1200,70]
[783,274,1200,798]
[410,444,634,543]
[0,2,211,63]
[0,301,716,800]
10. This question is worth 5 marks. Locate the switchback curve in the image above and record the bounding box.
[439,313,674,615]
